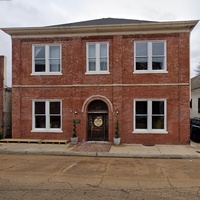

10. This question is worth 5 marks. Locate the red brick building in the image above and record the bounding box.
[2,18,198,144]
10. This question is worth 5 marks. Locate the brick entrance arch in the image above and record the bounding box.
[82,95,113,113]
[82,95,113,141]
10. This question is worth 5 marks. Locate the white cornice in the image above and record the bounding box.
[1,20,199,38]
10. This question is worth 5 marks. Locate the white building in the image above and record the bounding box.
[191,75,200,118]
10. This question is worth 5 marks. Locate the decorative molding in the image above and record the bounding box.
[2,20,198,38]
[12,83,190,88]
[81,95,113,113]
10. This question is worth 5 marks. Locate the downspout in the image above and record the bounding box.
[19,40,22,138]
[178,34,181,143]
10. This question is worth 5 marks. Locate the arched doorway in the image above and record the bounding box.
[87,100,108,141]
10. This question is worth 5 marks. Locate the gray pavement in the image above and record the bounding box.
[0,140,200,158]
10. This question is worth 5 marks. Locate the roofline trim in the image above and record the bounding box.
[191,87,200,91]
[2,20,199,38]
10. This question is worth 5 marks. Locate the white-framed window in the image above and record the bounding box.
[86,42,109,74]
[32,44,62,75]
[134,99,167,133]
[134,41,166,73]
[32,100,62,132]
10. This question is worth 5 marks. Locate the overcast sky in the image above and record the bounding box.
[0,0,200,86]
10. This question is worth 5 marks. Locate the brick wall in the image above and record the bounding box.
[11,32,190,144]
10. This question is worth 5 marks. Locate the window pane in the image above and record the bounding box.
[152,116,164,129]
[49,59,60,72]
[152,101,164,114]
[100,44,107,57]
[136,43,148,56]
[152,42,164,55]
[152,57,164,70]
[136,116,147,129]
[136,57,148,70]
[35,46,45,58]
[35,116,46,128]
[136,101,147,114]
[88,44,96,57]
[50,116,61,128]
[89,58,96,71]
[50,102,60,114]
[49,46,60,58]
[100,58,107,71]
[35,102,45,114]
[35,60,45,72]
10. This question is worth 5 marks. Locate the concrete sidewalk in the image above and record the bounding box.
[0,140,200,158]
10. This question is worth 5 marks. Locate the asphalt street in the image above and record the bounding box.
[0,154,200,200]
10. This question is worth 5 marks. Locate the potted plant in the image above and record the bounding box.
[0,131,2,139]
[71,120,78,144]
[114,120,121,145]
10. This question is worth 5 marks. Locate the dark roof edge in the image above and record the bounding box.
[49,18,156,27]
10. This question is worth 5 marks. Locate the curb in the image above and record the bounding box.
[1,149,200,159]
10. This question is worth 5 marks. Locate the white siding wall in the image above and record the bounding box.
[190,89,200,118]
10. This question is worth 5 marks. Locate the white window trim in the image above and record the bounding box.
[133,99,168,134]
[32,44,62,75]
[134,40,167,74]
[32,100,62,133]
[86,42,110,74]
